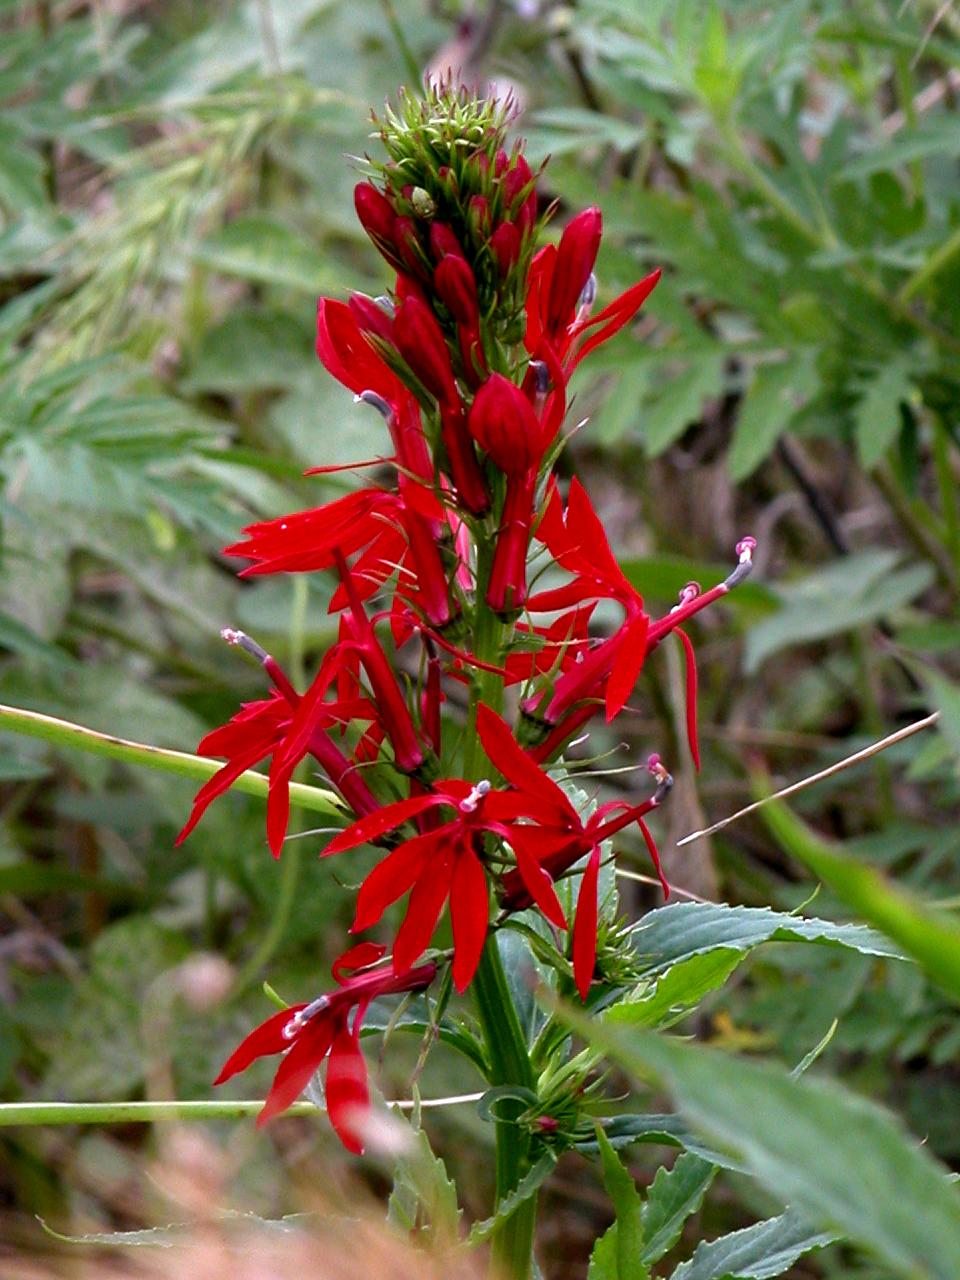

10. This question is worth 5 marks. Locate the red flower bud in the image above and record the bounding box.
[502,154,533,208]
[355,183,396,247]
[468,373,544,474]
[393,216,428,280]
[434,255,479,327]
[394,294,458,404]
[468,195,491,241]
[429,221,466,261]
[490,221,521,275]
[348,292,395,344]
[547,207,602,334]
[495,148,510,177]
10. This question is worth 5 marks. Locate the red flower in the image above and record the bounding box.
[176,635,380,855]
[468,372,564,613]
[215,945,435,1148]
[322,707,572,992]
[487,725,673,999]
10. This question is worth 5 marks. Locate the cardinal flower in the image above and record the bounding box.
[176,632,379,855]
[321,705,573,992]
[524,206,661,375]
[468,372,562,612]
[484,713,673,999]
[214,943,436,1149]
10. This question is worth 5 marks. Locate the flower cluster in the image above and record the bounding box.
[179,86,754,1151]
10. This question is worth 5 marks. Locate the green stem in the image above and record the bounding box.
[466,546,537,1280]
[0,702,343,818]
[0,1100,318,1126]
[473,939,538,1280]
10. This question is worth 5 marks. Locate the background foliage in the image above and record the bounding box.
[1,1,959,1276]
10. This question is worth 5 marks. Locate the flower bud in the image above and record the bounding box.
[429,221,466,261]
[502,154,533,209]
[468,195,492,242]
[490,221,521,275]
[434,255,479,327]
[354,182,396,247]
[393,216,428,280]
[394,294,458,404]
[468,373,543,474]
[348,292,395,344]
[547,206,602,334]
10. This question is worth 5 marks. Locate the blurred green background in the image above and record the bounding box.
[0,1,958,1276]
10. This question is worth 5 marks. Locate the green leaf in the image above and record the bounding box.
[669,1208,835,1280]
[744,550,933,671]
[606,951,744,1030]
[38,1210,318,1248]
[839,120,960,180]
[642,1152,717,1264]
[578,1113,743,1172]
[762,799,960,1005]
[926,670,960,759]
[727,354,819,481]
[854,361,913,469]
[182,308,314,394]
[594,1126,648,1280]
[466,1153,557,1245]
[193,217,334,294]
[642,352,726,455]
[560,1015,960,1280]
[386,1117,461,1243]
[629,902,903,976]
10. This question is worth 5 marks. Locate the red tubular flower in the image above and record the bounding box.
[176,634,379,853]
[322,708,575,991]
[392,295,488,514]
[336,552,426,774]
[354,182,399,269]
[468,373,555,612]
[490,221,521,275]
[546,207,603,338]
[486,720,673,999]
[434,255,480,328]
[214,949,436,1147]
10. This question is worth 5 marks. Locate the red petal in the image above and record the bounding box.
[450,847,489,992]
[332,942,388,983]
[638,817,670,899]
[392,854,453,971]
[572,845,601,1002]
[214,1002,307,1085]
[175,743,274,846]
[257,1015,336,1126]
[476,704,575,818]
[325,1021,370,1154]
[569,269,661,369]
[675,627,700,771]
[605,612,650,722]
[352,830,443,932]
[509,831,568,929]
[323,794,448,856]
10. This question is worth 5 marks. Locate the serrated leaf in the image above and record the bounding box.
[839,120,960,180]
[630,901,904,977]
[669,1207,835,1280]
[727,353,819,481]
[854,361,913,468]
[466,1153,557,1245]
[605,951,743,1031]
[386,1118,461,1243]
[642,353,726,455]
[561,1014,960,1280]
[745,551,933,671]
[594,1126,647,1280]
[762,799,960,1005]
[642,1152,716,1264]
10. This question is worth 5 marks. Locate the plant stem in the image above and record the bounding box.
[467,546,538,1280]
[0,702,343,818]
[473,940,538,1280]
